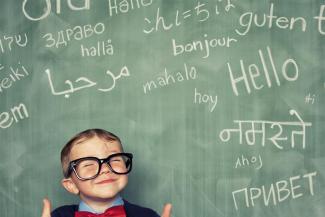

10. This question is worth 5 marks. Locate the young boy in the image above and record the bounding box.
[41,129,172,217]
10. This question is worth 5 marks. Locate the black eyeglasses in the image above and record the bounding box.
[65,153,133,181]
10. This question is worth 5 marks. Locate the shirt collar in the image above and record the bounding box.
[78,195,124,214]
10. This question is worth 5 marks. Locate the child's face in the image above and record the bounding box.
[62,136,128,205]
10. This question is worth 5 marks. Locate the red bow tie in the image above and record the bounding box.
[75,205,126,217]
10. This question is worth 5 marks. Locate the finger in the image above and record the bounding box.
[161,203,172,217]
[41,198,52,217]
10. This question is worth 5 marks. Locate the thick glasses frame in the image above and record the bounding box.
[65,153,133,181]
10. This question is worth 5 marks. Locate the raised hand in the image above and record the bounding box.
[41,198,52,217]
[161,203,172,217]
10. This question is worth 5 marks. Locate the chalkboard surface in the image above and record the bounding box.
[1,1,325,217]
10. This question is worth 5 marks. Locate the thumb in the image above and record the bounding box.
[161,203,172,217]
[41,198,52,217]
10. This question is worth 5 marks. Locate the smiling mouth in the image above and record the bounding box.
[96,179,117,184]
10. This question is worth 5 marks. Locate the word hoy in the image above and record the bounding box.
[0,103,29,129]
[194,88,218,112]
[235,154,262,170]
[232,171,317,210]
[227,46,299,96]
[143,63,197,94]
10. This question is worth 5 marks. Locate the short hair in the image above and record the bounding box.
[61,129,123,177]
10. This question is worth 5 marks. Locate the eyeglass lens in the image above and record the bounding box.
[74,154,131,179]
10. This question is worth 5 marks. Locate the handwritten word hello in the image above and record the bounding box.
[46,66,130,98]
[143,63,197,94]
[232,171,317,210]
[227,46,299,96]
[0,103,29,129]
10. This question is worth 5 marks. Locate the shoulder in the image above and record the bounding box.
[51,204,78,217]
[124,200,160,217]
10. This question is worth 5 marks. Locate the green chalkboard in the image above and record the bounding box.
[1,0,325,217]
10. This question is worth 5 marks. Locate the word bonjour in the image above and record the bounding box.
[46,66,130,98]
[227,46,299,96]
[81,39,113,57]
[232,171,317,210]
[172,34,237,58]
[0,103,29,129]
[42,22,105,49]
[194,88,218,112]
[0,63,30,94]
[219,109,312,150]
[22,0,153,21]
[234,154,262,170]
[143,63,197,94]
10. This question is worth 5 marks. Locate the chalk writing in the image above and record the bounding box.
[0,63,30,95]
[143,1,210,34]
[314,5,325,35]
[172,34,237,58]
[42,22,105,48]
[143,63,197,94]
[219,109,312,149]
[305,93,316,104]
[234,154,263,170]
[108,0,153,16]
[22,0,90,21]
[194,88,218,112]
[227,46,299,96]
[215,0,236,15]
[0,34,28,54]
[232,171,317,210]
[81,39,114,57]
[0,103,29,129]
[46,66,130,98]
[235,3,307,36]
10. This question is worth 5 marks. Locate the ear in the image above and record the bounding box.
[61,178,80,195]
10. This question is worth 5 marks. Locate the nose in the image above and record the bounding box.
[100,162,112,174]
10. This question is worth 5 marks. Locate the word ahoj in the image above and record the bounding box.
[234,154,262,170]
[219,109,312,150]
[235,3,307,36]
[22,0,90,21]
[194,88,218,112]
[172,34,237,58]
[81,40,113,57]
[0,103,29,129]
[46,66,130,98]
[0,33,28,54]
[143,63,197,94]
[232,171,317,210]
[227,46,299,96]
[0,63,30,94]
